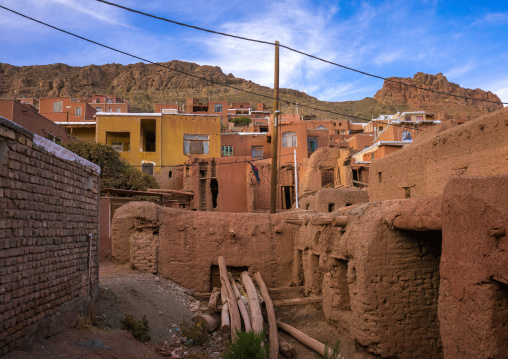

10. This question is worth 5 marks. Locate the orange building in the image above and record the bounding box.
[39,97,96,123]
[0,99,74,143]
[90,94,130,113]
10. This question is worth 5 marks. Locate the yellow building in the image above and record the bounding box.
[62,112,221,174]
[90,112,221,174]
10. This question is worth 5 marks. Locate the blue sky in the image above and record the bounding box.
[1,0,507,104]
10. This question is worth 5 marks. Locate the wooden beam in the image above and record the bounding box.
[277,321,338,358]
[272,296,322,308]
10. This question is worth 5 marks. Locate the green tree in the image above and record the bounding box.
[64,142,159,191]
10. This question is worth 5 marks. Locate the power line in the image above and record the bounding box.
[96,0,507,106]
[0,5,423,132]
[126,152,294,168]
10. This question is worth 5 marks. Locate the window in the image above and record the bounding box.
[106,132,130,152]
[307,137,318,155]
[107,107,112,113]
[402,130,412,141]
[53,101,63,112]
[282,132,297,148]
[315,125,327,130]
[96,107,102,112]
[378,126,384,131]
[251,146,263,159]
[141,163,154,176]
[116,107,121,113]
[221,145,233,157]
[214,104,223,113]
[184,134,209,154]
[75,107,82,116]
[340,130,346,135]
[416,115,424,121]
[140,119,156,152]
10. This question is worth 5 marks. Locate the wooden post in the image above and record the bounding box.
[254,272,279,359]
[270,40,280,214]
[241,272,264,334]
[218,257,241,339]
[229,273,252,332]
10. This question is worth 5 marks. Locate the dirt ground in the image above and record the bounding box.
[4,261,376,359]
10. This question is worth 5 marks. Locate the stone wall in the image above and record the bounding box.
[369,107,508,201]
[439,175,508,358]
[0,118,100,355]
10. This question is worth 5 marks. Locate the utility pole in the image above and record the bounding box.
[270,41,280,214]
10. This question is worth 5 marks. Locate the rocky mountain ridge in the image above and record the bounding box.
[0,61,502,121]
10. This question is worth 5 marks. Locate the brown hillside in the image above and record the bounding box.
[375,72,502,121]
[0,62,501,121]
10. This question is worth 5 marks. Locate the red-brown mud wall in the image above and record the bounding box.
[439,175,508,358]
[369,107,508,201]
[111,202,295,292]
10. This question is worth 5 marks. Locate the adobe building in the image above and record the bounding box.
[0,117,100,355]
[369,107,508,201]
[108,107,508,359]
[0,99,74,144]
[220,132,270,158]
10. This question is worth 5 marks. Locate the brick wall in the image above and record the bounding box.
[0,117,100,355]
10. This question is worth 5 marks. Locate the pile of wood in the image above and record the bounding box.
[192,256,340,359]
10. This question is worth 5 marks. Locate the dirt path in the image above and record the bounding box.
[5,261,376,359]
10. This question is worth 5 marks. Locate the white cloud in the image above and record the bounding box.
[445,61,477,79]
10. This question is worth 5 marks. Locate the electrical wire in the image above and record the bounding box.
[0,5,427,133]
[96,0,507,106]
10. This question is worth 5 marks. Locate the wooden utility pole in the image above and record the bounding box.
[270,41,280,214]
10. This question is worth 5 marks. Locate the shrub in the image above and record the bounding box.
[232,116,252,126]
[121,314,151,342]
[323,340,341,359]
[64,142,159,191]
[222,330,267,359]
[180,319,209,346]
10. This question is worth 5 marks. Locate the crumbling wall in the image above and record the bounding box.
[0,118,100,355]
[293,199,442,359]
[439,175,508,358]
[298,187,368,212]
[299,147,340,193]
[369,107,508,201]
[111,202,296,292]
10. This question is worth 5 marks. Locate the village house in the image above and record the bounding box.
[0,99,74,144]
[38,96,97,122]
[94,112,221,176]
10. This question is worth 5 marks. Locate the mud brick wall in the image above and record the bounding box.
[293,200,442,359]
[298,187,369,212]
[110,201,295,292]
[0,118,100,355]
[369,107,508,201]
[439,175,508,358]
